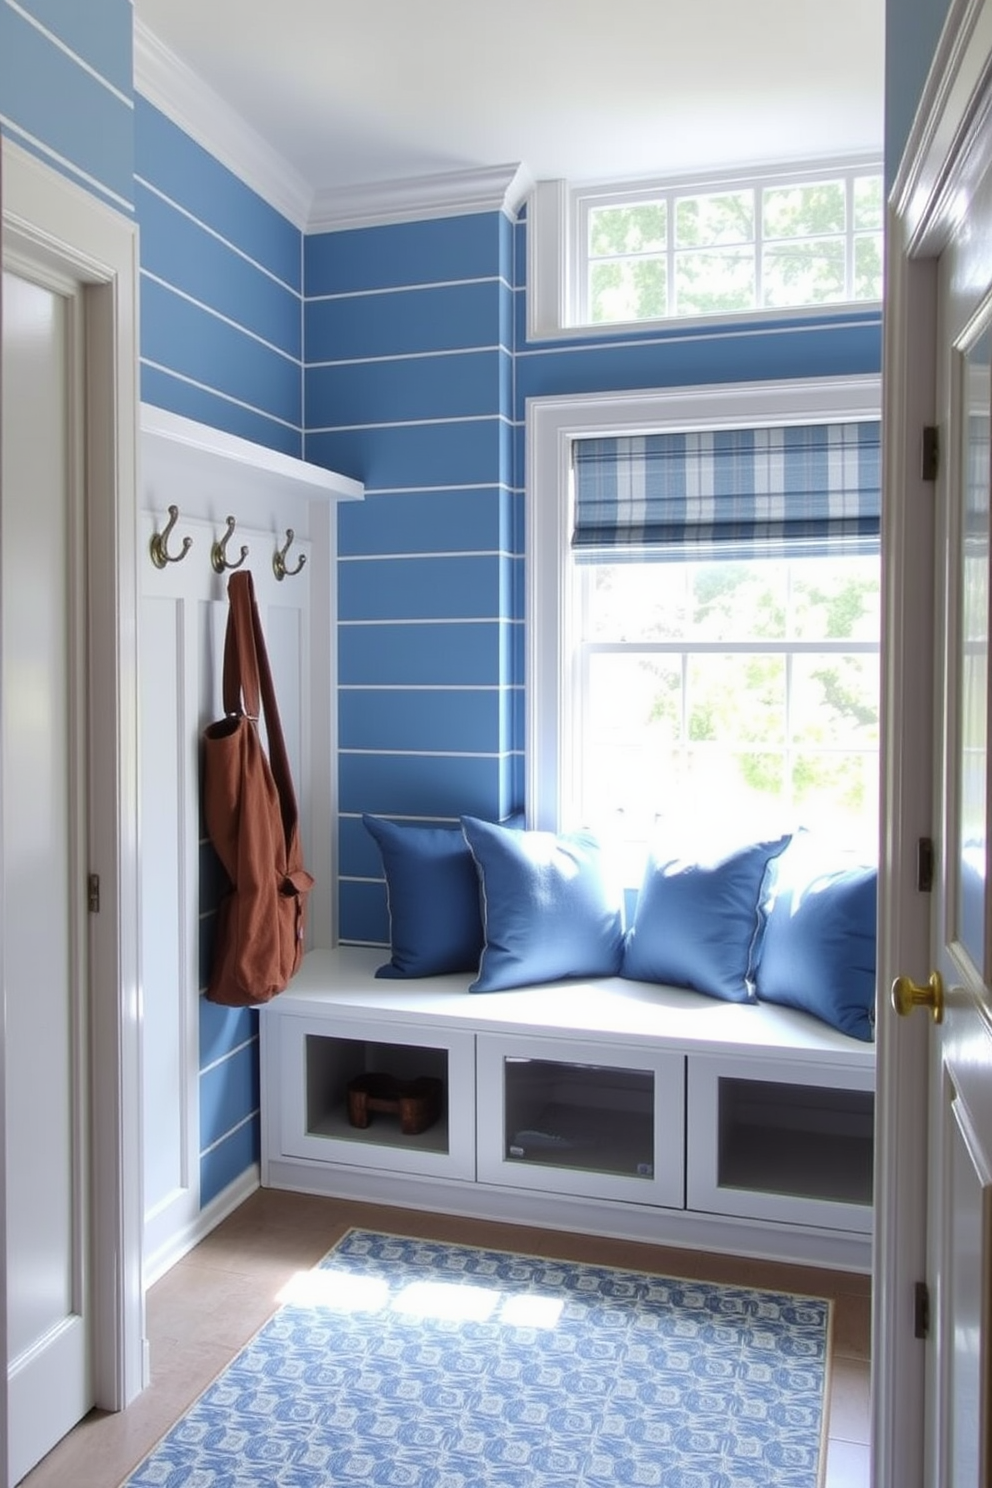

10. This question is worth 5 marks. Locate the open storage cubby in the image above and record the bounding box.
[272,1009,477,1181]
[305,1035,450,1155]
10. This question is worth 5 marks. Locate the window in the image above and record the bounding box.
[527,163,883,339]
[573,552,880,870]
[526,380,881,871]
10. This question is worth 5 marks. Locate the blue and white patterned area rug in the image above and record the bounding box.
[123,1229,831,1488]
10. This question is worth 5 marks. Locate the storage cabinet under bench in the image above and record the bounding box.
[260,946,876,1272]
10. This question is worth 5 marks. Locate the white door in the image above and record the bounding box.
[1,266,92,1481]
[912,171,992,1488]
[875,7,992,1485]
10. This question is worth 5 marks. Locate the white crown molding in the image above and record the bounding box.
[133,22,533,236]
[133,19,313,229]
[307,162,535,234]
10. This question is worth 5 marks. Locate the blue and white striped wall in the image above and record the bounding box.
[134,99,306,1206]
[0,0,133,212]
[134,96,304,457]
[0,5,306,1218]
[198,995,260,1209]
[0,6,885,1209]
[316,205,883,946]
[304,211,522,947]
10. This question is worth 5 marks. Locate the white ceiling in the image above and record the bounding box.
[132,0,885,206]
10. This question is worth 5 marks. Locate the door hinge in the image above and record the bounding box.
[914,1280,930,1340]
[87,873,101,913]
[917,837,934,893]
[922,425,939,482]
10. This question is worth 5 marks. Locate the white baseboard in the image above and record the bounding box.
[262,1160,873,1274]
[142,1165,261,1289]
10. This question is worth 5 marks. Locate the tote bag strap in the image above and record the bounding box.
[222,570,261,719]
[221,571,300,835]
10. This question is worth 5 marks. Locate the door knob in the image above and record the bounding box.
[891,970,945,1024]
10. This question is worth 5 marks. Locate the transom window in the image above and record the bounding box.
[573,164,883,327]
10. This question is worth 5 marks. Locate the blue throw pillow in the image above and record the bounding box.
[362,816,484,978]
[460,816,624,992]
[622,837,790,1002]
[753,835,877,1040]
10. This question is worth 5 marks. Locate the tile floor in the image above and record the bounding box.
[18,1189,871,1488]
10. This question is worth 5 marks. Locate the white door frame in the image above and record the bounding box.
[874,1,992,1484]
[1,138,143,1447]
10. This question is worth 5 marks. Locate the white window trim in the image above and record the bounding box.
[525,375,882,831]
[527,158,883,343]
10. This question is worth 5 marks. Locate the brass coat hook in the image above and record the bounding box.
[273,528,306,581]
[149,505,193,569]
[211,515,249,574]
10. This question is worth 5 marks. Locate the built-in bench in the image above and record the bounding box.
[260,945,875,1273]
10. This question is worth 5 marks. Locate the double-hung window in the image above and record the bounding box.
[527,379,881,875]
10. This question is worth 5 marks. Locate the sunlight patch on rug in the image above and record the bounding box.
[124,1229,831,1487]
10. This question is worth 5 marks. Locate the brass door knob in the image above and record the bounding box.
[891,970,945,1024]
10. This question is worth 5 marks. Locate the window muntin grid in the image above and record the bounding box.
[577,167,883,327]
[566,553,881,871]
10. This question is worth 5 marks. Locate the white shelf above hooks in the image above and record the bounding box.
[140,405,364,528]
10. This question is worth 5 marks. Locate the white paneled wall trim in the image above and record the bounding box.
[138,406,363,1284]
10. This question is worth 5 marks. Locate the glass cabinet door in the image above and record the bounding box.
[686,1054,874,1233]
[476,1034,684,1207]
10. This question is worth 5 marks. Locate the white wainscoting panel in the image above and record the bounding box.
[138,407,361,1284]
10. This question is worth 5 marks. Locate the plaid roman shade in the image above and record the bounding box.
[571,420,881,560]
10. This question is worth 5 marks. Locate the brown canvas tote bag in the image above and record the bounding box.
[202,570,313,1005]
